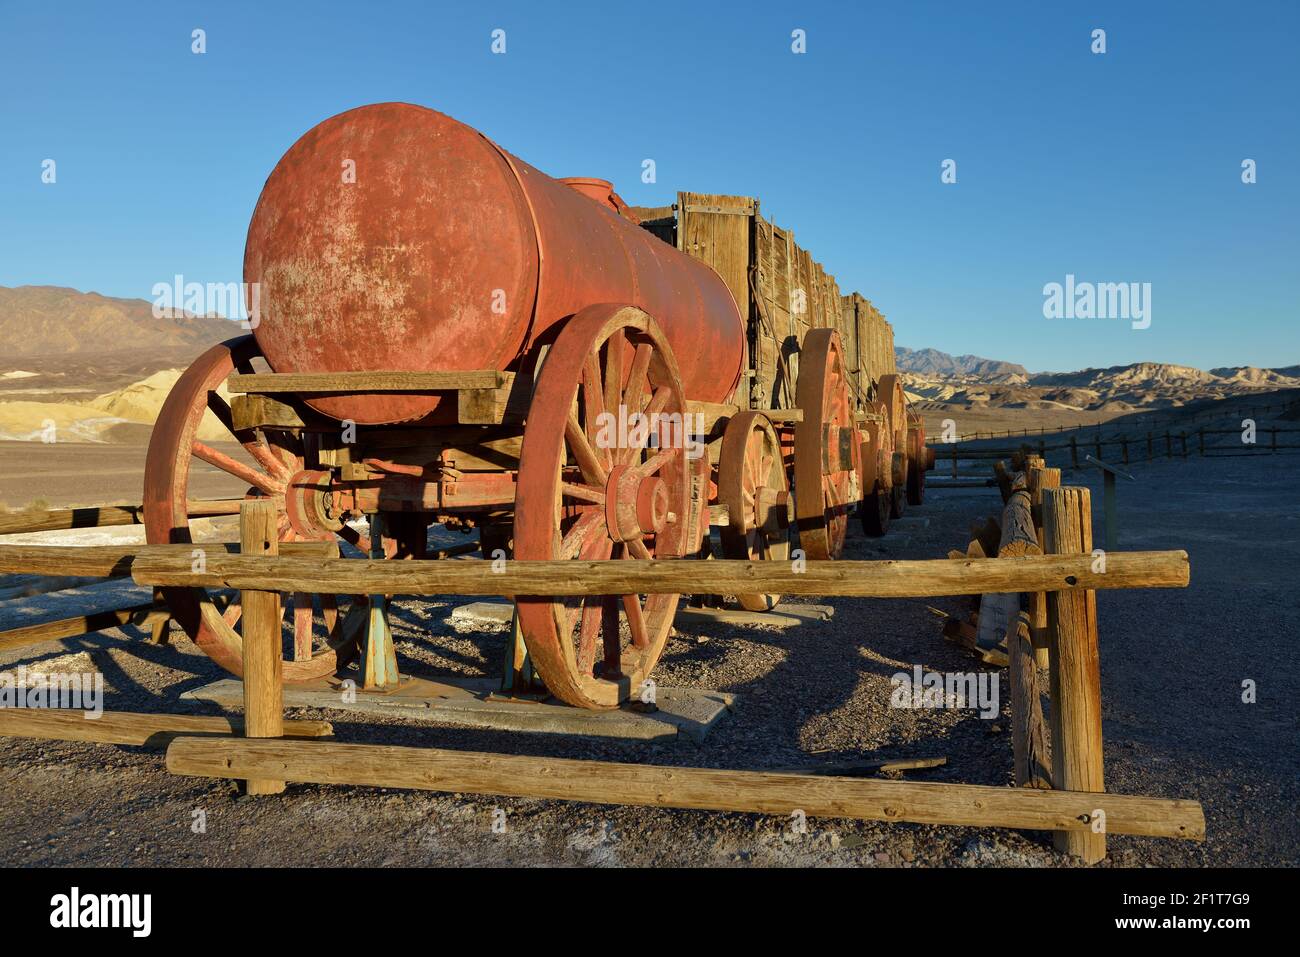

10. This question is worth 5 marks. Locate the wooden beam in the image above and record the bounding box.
[0,709,332,749]
[0,500,247,536]
[1044,486,1107,862]
[164,737,1205,840]
[0,602,166,653]
[239,500,284,795]
[0,540,338,578]
[227,370,505,394]
[129,551,1191,598]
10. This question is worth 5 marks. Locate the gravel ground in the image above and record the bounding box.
[0,450,1295,867]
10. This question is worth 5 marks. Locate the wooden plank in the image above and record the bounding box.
[0,709,332,748]
[130,551,1192,598]
[457,371,532,425]
[165,738,1205,840]
[0,540,337,577]
[1043,486,1106,862]
[239,500,284,795]
[227,371,505,394]
[0,500,247,536]
[0,602,167,653]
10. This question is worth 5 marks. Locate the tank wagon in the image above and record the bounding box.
[143,102,934,709]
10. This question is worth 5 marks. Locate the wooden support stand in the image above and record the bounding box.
[1043,487,1106,862]
[165,737,1205,841]
[239,500,285,795]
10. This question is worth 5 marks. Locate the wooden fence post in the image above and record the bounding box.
[1198,428,1205,456]
[1070,436,1079,469]
[239,500,285,796]
[1165,431,1172,458]
[1180,431,1188,458]
[1121,436,1129,465]
[1043,487,1105,862]
[1146,432,1153,461]
[1094,434,1102,460]
[1027,465,1060,670]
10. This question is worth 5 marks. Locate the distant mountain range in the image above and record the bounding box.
[0,285,237,357]
[894,347,1028,379]
[896,346,1300,413]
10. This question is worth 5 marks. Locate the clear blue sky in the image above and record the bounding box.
[1,0,1295,372]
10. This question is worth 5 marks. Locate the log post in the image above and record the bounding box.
[240,500,285,796]
[976,472,1037,652]
[1043,487,1105,862]
[1007,608,1051,789]
[1121,436,1129,465]
[1165,430,1172,458]
[1180,431,1188,458]
[1027,465,1061,669]
[1070,435,1079,469]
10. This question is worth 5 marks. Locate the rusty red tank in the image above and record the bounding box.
[243,102,745,424]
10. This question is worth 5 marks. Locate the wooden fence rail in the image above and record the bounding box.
[122,551,1190,598]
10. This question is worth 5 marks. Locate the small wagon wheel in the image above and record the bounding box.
[877,373,910,518]
[793,329,858,560]
[718,411,791,610]
[514,304,704,709]
[858,407,892,537]
[906,416,927,507]
[143,336,365,681]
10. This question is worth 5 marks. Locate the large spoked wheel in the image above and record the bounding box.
[514,304,703,709]
[793,329,858,560]
[719,411,791,611]
[878,374,909,519]
[143,336,365,681]
[906,417,927,506]
[858,410,892,537]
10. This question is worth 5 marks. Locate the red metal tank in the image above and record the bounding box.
[243,102,745,424]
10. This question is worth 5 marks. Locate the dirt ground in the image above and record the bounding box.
[0,441,1295,868]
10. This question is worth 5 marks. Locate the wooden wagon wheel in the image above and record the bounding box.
[793,329,858,560]
[143,336,365,681]
[514,304,704,709]
[906,417,927,506]
[877,373,909,518]
[858,407,892,537]
[718,411,791,611]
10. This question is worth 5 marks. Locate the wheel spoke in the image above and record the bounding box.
[632,447,676,480]
[626,537,652,561]
[622,592,648,649]
[566,414,608,486]
[603,329,624,422]
[561,482,605,505]
[582,353,610,471]
[622,342,653,414]
[576,600,601,676]
[192,440,284,496]
[559,509,604,560]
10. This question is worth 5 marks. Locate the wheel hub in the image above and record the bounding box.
[605,464,672,541]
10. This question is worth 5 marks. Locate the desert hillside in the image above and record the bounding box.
[0,285,237,357]
[897,346,1300,417]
